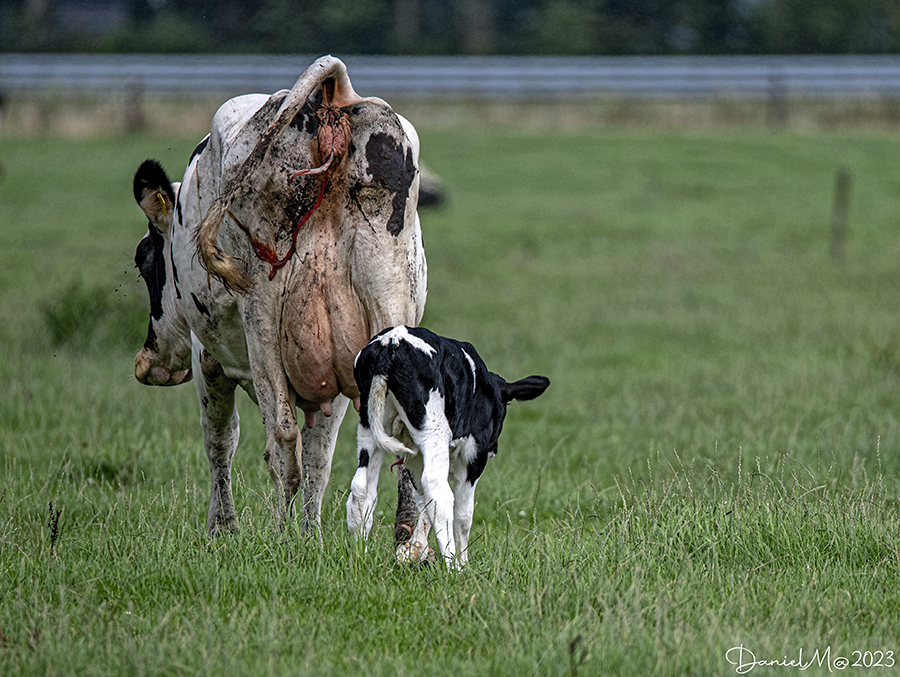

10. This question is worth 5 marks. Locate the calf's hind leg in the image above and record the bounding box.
[346,424,385,539]
[409,426,457,568]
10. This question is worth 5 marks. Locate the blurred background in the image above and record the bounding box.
[3,0,900,55]
[4,0,900,133]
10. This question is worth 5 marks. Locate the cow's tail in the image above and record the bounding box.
[195,55,363,294]
[367,375,415,458]
[196,197,253,293]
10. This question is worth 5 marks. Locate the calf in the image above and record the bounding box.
[347,325,550,568]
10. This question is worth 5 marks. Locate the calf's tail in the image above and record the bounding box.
[367,375,415,458]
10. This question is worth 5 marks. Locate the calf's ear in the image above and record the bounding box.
[499,375,550,403]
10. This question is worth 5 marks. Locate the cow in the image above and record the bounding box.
[132,56,427,536]
[347,325,550,568]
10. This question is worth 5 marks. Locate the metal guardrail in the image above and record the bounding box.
[4,53,900,100]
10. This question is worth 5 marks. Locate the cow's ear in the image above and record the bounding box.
[134,159,176,231]
[499,375,550,403]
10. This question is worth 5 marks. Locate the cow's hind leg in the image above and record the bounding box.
[394,454,434,564]
[261,403,301,526]
[253,370,301,526]
[301,394,350,536]
[241,308,303,526]
[394,465,419,545]
[194,338,240,535]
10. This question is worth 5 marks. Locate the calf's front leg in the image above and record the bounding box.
[451,472,477,567]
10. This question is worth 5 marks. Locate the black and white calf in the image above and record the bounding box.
[347,326,550,568]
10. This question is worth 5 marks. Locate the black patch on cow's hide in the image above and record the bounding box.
[358,448,370,468]
[189,135,209,166]
[191,292,211,317]
[143,322,159,352]
[171,254,181,299]
[364,132,416,236]
[135,223,166,321]
[290,98,320,136]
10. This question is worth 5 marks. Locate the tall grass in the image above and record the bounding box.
[1,125,900,675]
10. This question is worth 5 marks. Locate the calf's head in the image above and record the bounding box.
[486,374,550,456]
[132,159,192,386]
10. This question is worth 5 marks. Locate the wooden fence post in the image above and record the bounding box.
[766,70,788,128]
[830,167,852,261]
[124,79,146,133]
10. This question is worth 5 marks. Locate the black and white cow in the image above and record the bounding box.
[347,326,550,568]
[132,56,427,536]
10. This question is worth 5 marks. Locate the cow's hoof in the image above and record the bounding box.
[395,541,435,565]
[207,521,238,537]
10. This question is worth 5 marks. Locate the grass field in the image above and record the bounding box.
[2,121,900,675]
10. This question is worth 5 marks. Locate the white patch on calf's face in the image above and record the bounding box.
[376,325,435,357]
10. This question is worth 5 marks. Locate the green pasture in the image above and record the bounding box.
[2,124,900,675]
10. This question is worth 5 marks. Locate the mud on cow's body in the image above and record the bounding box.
[133,56,427,535]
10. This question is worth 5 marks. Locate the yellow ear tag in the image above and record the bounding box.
[156,192,168,216]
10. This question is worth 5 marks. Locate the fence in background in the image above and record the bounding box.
[4,53,900,101]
